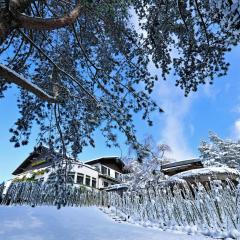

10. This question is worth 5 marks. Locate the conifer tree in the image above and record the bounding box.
[199,132,240,169]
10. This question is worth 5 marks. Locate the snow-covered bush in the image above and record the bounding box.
[123,137,172,189]
[199,132,240,169]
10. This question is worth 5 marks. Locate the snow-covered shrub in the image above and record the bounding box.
[123,136,172,189]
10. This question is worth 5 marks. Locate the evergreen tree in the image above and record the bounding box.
[199,132,240,169]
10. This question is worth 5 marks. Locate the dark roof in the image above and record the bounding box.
[85,156,125,168]
[12,146,54,175]
[162,159,203,176]
[162,159,202,170]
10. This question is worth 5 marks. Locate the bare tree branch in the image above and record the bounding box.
[0,64,58,103]
[10,1,83,30]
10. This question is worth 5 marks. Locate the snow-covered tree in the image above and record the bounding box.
[199,132,240,169]
[0,0,240,157]
[123,136,172,188]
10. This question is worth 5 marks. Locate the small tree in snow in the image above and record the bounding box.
[123,136,172,188]
[199,132,240,169]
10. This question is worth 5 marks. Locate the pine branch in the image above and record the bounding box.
[0,64,58,103]
[19,29,98,104]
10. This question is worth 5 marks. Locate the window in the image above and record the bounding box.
[107,168,110,176]
[86,175,91,186]
[67,172,75,183]
[76,174,84,185]
[101,166,107,175]
[115,172,120,179]
[103,181,109,187]
[92,177,96,188]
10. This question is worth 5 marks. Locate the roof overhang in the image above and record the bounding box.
[85,156,125,171]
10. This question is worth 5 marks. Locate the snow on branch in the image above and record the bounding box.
[9,1,82,30]
[0,64,58,103]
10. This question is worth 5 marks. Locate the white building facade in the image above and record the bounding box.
[11,146,125,190]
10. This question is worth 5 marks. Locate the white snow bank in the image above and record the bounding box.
[0,206,209,240]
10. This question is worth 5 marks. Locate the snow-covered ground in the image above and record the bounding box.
[0,206,211,240]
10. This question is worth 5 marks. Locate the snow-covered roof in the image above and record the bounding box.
[169,166,240,182]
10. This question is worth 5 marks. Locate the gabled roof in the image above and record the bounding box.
[12,146,55,175]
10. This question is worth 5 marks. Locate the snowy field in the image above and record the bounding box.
[0,206,211,240]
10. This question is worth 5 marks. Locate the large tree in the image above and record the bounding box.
[0,0,240,157]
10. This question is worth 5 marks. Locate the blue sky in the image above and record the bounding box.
[0,44,240,181]
[154,45,240,160]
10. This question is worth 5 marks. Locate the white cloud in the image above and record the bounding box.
[233,119,240,139]
[156,80,196,161]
